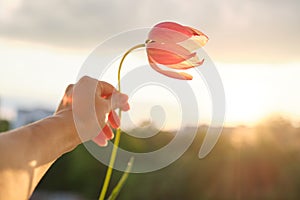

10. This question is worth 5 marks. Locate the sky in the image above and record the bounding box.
[0,0,300,128]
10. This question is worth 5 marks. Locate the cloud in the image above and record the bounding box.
[0,0,299,62]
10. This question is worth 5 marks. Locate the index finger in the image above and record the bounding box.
[97,81,117,98]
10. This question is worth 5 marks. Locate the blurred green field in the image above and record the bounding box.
[33,117,300,200]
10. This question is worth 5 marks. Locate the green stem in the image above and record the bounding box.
[107,157,135,200]
[98,43,145,200]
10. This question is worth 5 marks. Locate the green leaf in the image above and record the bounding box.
[107,157,134,200]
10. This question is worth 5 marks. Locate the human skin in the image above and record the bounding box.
[0,76,129,200]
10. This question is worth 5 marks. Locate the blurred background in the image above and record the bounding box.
[0,0,300,199]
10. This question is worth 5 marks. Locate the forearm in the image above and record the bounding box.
[0,77,129,200]
[0,115,80,200]
[27,115,80,161]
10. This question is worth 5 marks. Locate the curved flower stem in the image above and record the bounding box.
[99,43,145,200]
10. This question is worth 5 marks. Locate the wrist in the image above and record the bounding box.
[48,114,82,153]
[28,115,81,161]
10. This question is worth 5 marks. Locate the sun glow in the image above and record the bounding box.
[217,62,300,126]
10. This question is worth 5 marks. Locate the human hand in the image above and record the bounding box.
[55,76,129,147]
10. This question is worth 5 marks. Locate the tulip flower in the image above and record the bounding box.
[99,21,208,200]
[146,22,209,80]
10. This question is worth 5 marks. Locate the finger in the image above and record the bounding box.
[78,77,116,99]
[65,84,74,94]
[102,124,114,140]
[93,131,108,147]
[121,103,130,111]
[94,100,111,128]
[97,81,117,98]
[108,110,120,129]
[56,84,74,112]
[109,92,129,110]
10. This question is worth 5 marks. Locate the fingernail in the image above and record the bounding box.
[93,132,108,147]
[93,138,108,147]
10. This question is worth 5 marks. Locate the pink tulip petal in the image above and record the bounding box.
[185,26,208,38]
[148,25,191,43]
[192,34,209,47]
[148,56,193,80]
[178,35,209,52]
[146,42,195,65]
[166,57,204,70]
[177,72,193,80]
[154,22,193,36]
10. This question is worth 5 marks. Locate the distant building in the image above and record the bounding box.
[13,108,54,128]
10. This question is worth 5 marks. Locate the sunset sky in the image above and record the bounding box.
[0,0,299,127]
